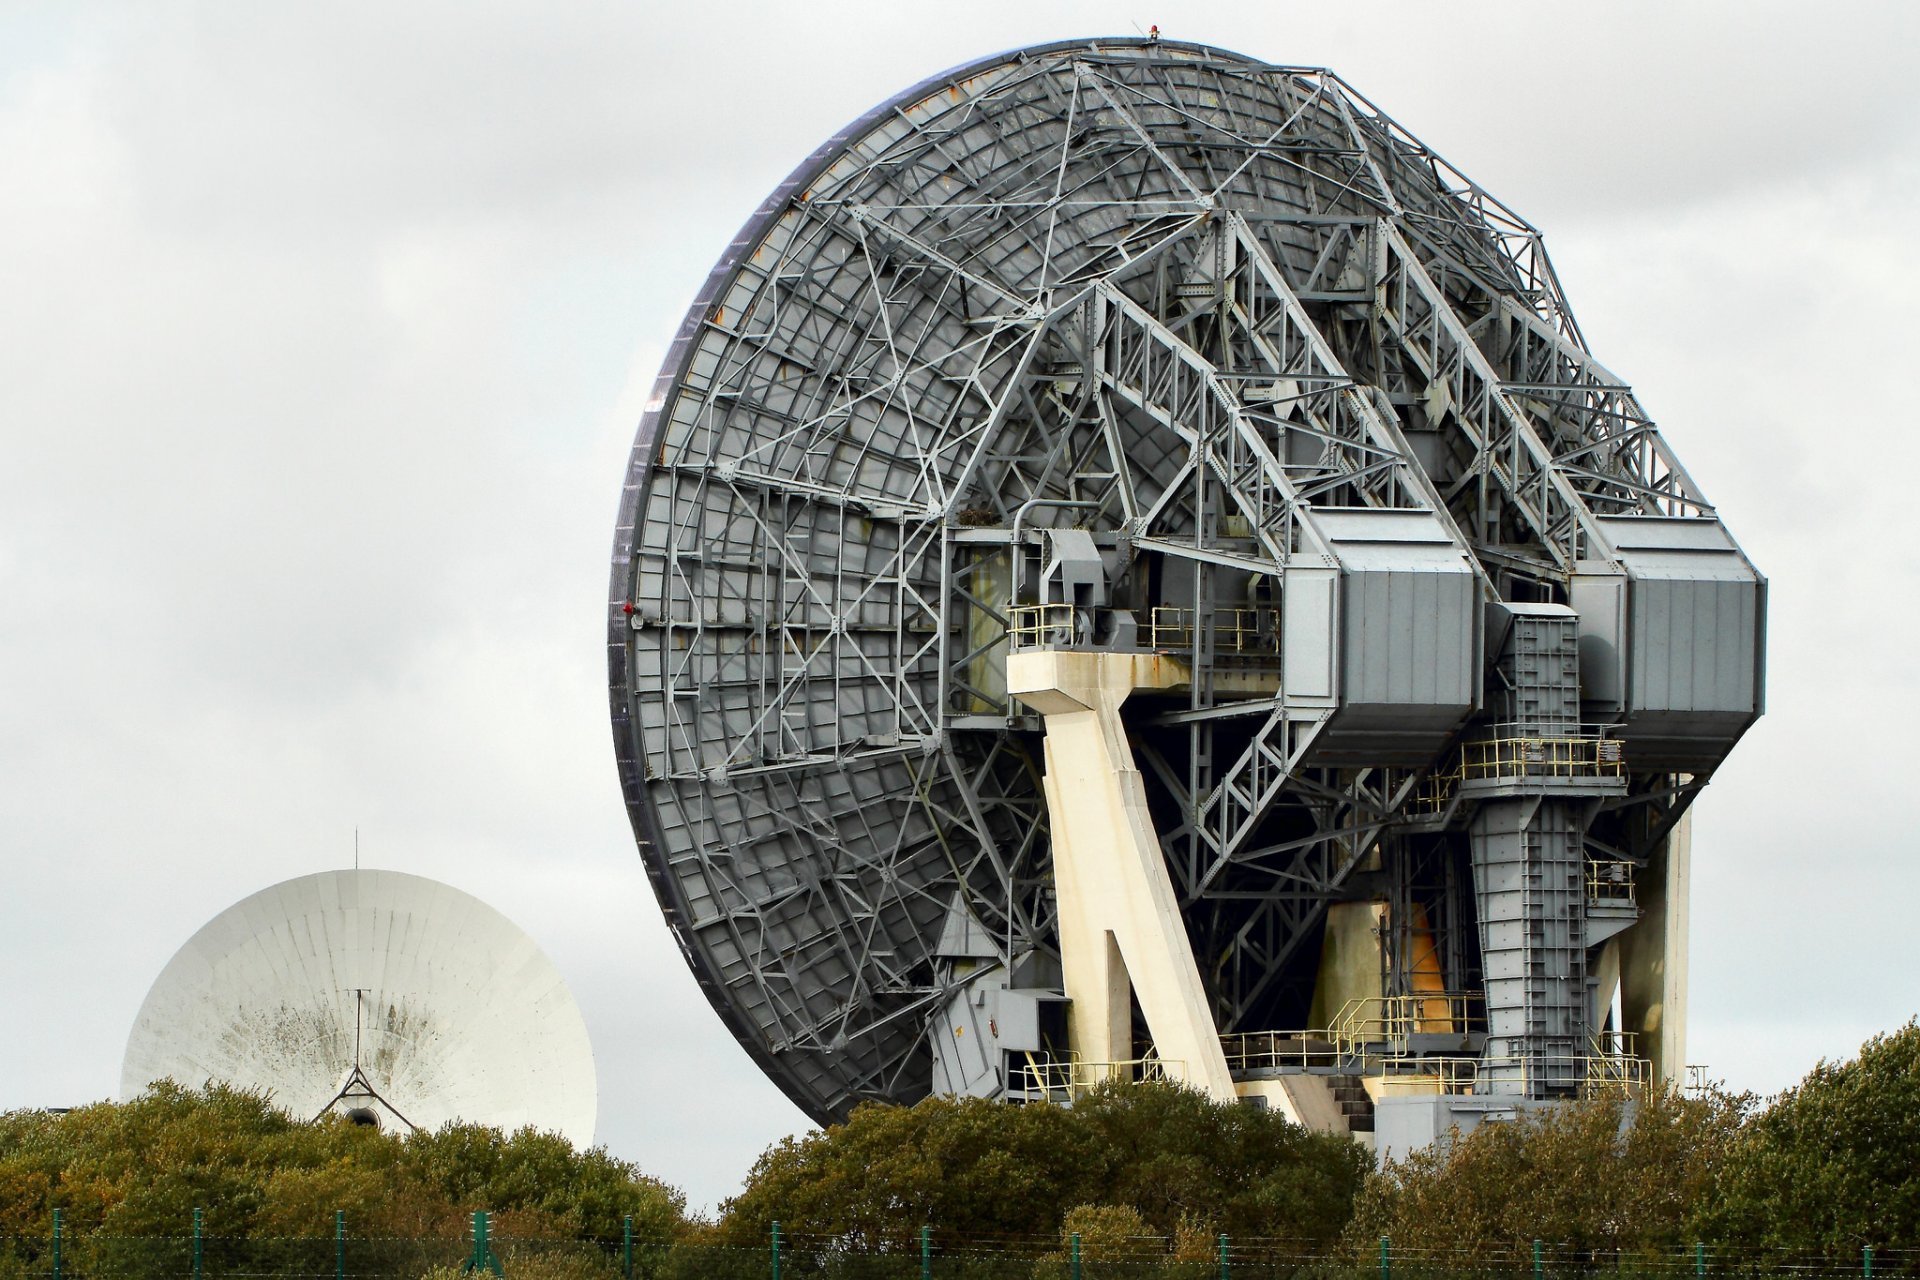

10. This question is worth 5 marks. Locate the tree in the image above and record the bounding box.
[1069,1080,1369,1243]
[715,1082,1369,1250]
[1695,1020,1920,1258]
[0,1083,685,1248]
[1342,1085,1749,1261]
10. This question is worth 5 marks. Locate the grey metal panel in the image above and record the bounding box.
[1595,516,1765,770]
[1313,509,1478,760]
[1282,567,1337,699]
[1627,575,1758,714]
[1570,568,1627,713]
[1341,567,1477,708]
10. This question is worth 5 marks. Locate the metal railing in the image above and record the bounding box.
[1009,1052,1188,1102]
[1590,1029,1639,1059]
[1371,1053,1653,1100]
[1586,858,1637,905]
[1144,606,1275,655]
[1006,602,1085,650]
[1218,1030,1347,1074]
[1329,992,1487,1058]
[1412,726,1626,815]
[1004,604,1283,655]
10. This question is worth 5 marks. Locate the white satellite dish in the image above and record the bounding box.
[122,869,597,1147]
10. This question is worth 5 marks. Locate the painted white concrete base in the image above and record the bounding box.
[1008,648,1239,1105]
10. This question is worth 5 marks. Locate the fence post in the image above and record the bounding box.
[771,1221,782,1280]
[623,1215,634,1280]
[51,1207,62,1280]
[193,1207,205,1280]
[1865,1245,1874,1278]
[920,1226,931,1280]
[1695,1242,1704,1278]
[1378,1235,1390,1280]
[463,1210,502,1277]
[1070,1233,1082,1280]
[1218,1233,1229,1280]
[1533,1238,1542,1280]
[335,1210,345,1280]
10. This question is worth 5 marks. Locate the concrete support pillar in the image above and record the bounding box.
[1620,807,1691,1086]
[1008,648,1238,1103]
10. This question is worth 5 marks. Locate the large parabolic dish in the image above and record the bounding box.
[123,870,597,1146]
[608,38,1764,1131]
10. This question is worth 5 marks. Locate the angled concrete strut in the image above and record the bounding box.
[1007,648,1238,1103]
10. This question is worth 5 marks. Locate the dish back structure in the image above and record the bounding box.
[608,37,1763,1141]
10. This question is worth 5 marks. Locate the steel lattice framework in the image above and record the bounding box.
[608,38,1757,1123]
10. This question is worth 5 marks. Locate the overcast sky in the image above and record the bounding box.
[3,1,1917,1214]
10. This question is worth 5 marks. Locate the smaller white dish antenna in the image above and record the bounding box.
[122,869,596,1146]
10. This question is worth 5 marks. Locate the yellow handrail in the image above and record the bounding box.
[1328,993,1485,1056]
[1006,602,1082,650]
[1009,1051,1188,1101]
[1371,1054,1653,1099]
[1411,730,1627,814]
[1586,858,1637,904]
[1146,606,1275,655]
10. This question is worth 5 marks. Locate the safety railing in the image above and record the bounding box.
[1372,1056,1482,1096]
[1584,1049,1654,1097]
[1004,603,1284,655]
[1590,1029,1639,1060]
[1411,726,1626,815]
[1006,602,1084,650]
[1218,1030,1348,1074]
[1370,1053,1653,1100]
[1145,606,1274,655]
[1009,1052,1188,1102]
[1586,858,1637,905]
[1329,992,1487,1058]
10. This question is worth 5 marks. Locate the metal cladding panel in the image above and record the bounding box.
[1282,568,1337,699]
[1628,576,1760,714]
[1313,510,1478,762]
[1597,517,1765,770]
[1341,568,1477,708]
[1569,569,1627,713]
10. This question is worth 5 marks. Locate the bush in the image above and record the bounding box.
[1694,1019,1920,1258]
[0,1082,686,1251]
[1342,1085,1749,1260]
[715,1082,1369,1250]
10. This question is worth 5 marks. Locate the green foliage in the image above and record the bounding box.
[1067,1081,1370,1243]
[12,1023,1920,1276]
[1059,1205,1152,1261]
[714,1081,1369,1249]
[714,1091,1105,1247]
[1342,1085,1750,1259]
[1694,1019,1920,1257]
[0,1081,685,1247]
[401,1126,682,1242]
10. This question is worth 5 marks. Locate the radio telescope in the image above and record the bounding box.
[122,869,596,1146]
[607,37,1763,1148]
